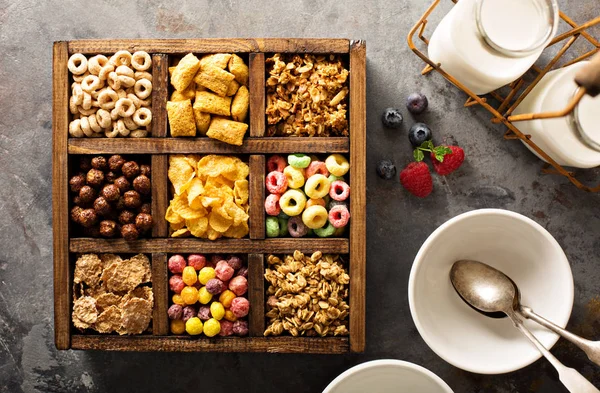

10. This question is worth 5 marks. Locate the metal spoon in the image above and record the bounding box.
[450,260,599,393]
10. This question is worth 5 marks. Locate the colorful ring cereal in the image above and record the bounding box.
[283,166,305,189]
[325,154,350,177]
[329,180,350,201]
[306,198,326,208]
[288,154,311,169]
[266,171,288,194]
[305,161,329,178]
[314,222,336,237]
[267,155,286,172]
[278,217,289,236]
[68,53,88,75]
[328,200,348,210]
[328,205,351,228]
[301,205,329,229]
[266,216,280,238]
[287,216,309,237]
[279,190,306,216]
[304,174,331,199]
[264,194,281,216]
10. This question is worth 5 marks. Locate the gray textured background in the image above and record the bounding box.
[1,0,600,392]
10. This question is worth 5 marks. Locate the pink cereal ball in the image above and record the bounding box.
[198,305,211,321]
[219,320,234,336]
[264,194,281,216]
[229,276,248,296]
[209,254,224,267]
[226,255,243,271]
[187,254,206,270]
[169,275,185,294]
[329,180,350,201]
[233,320,249,336]
[305,161,329,178]
[231,297,250,318]
[267,155,286,173]
[215,260,235,281]
[167,304,183,320]
[206,278,226,295]
[236,266,248,278]
[182,305,197,322]
[266,171,288,194]
[168,255,186,274]
[328,205,351,228]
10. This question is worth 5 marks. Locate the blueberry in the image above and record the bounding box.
[406,93,428,114]
[376,160,396,180]
[381,108,403,129]
[408,123,432,147]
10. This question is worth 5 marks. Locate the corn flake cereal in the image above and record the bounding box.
[168,155,195,195]
[121,297,153,335]
[74,254,103,287]
[95,305,122,334]
[73,296,98,329]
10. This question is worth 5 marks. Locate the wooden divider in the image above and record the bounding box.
[248,254,265,336]
[151,253,169,335]
[249,53,266,137]
[249,155,266,239]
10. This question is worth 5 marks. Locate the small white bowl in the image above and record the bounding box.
[408,209,574,374]
[322,360,454,393]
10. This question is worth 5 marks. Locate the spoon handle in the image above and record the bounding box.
[520,306,600,367]
[506,311,600,393]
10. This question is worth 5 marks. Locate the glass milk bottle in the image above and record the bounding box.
[511,56,600,169]
[428,0,559,95]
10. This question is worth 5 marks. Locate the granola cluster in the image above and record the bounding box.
[266,54,349,137]
[264,251,349,337]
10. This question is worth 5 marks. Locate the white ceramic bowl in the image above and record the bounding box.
[408,209,574,374]
[322,360,454,393]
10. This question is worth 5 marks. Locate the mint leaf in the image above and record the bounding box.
[414,149,425,162]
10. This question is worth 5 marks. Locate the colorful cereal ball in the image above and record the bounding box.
[266,171,288,194]
[230,297,250,318]
[198,267,216,285]
[302,205,329,229]
[210,301,226,320]
[187,254,206,270]
[224,309,238,322]
[168,255,186,274]
[264,193,281,216]
[198,286,213,304]
[325,154,350,177]
[182,305,197,322]
[198,305,211,321]
[181,286,199,305]
[182,266,198,286]
[219,320,234,337]
[170,319,186,335]
[304,174,331,199]
[172,294,185,306]
[206,278,225,295]
[185,317,203,335]
[215,260,235,281]
[219,290,237,308]
[169,274,185,294]
[279,189,306,216]
[233,320,249,336]
[267,155,286,172]
[203,318,221,337]
[167,304,183,320]
[229,276,248,296]
[226,255,242,270]
[236,266,248,278]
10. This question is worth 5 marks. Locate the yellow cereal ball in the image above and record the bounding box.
[182,266,198,286]
[224,309,238,322]
[185,317,204,335]
[210,301,226,320]
[325,154,350,177]
[170,319,186,335]
[219,290,236,308]
[198,267,216,285]
[172,294,185,306]
[181,286,199,305]
[283,165,306,189]
[203,318,221,337]
[198,286,213,304]
[302,205,329,229]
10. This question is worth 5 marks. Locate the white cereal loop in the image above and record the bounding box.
[107,71,121,90]
[78,107,96,116]
[116,119,130,137]
[133,107,152,127]
[123,116,138,130]
[82,92,92,110]
[88,113,102,132]
[68,53,88,75]
[92,100,100,108]
[118,75,135,88]
[87,55,108,75]
[69,119,84,137]
[110,51,132,67]
[116,98,136,118]
[80,116,94,137]
[115,65,134,78]
[127,93,141,108]
[96,109,112,128]
[81,75,101,93]
[98,64,114,81]
[72,83,84,105]
[140,97,151,107]
[134,71,152,81]
[131,51,151,71]
[105,126,119,138]
[98,88,119,110]
[130,129,148,138]
[110,108,120,121]
[134,78,152,99]
[117,89,127,99]
[69,96,79,114]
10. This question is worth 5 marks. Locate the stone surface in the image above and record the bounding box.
[1,0,600,392]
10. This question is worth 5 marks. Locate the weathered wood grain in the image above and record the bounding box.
[249,53,266,137]
[151,155,168,238]
[248,254,266,337]
[151,54,169,137]
[151,253,168,335]
[249,155,266,239]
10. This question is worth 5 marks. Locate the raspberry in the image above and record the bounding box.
[431,145,465,175]
[400,162,433,198]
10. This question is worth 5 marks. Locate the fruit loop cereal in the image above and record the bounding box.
[72,253,153,334]
[68,51,152,138]
[167,254,249,337]
[265,154,350,237]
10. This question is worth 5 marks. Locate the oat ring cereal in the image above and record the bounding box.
[131,51,151,71]
[98,64,114,81]
[87,55,108,76]
[115,98,136,118]
[123,116,138,131]
[126,93,141,108]
[133,108,152,127]
[107,72,121,90]
[68,53,88,75]
[110,108,120,121]
[301,205,329,229]
[118,75,136,88]
[115,65,134,78]
[130,129,148,138]
[117,89,127,99]
[134,79,152,99]
[104,127,119,138]
[98,88,119,110]
[79,106,97,116]
[110,50,132,67]
[69,119,84,137]
[79,116,94,137]
[72,83,84,105]
[81,75,101,93]
[81,92,93,110]
[88,114,102,133]
[116,119,130,137]
[96,109,112,129]
[134,71,152,81]
[69,95,80,115]
[139,97,151,107]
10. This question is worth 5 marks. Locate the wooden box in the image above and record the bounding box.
[53,39,366,353]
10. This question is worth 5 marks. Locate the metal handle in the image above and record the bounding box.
[520,306,600,367]
[575,51,600,97]
[505,309,600,393]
